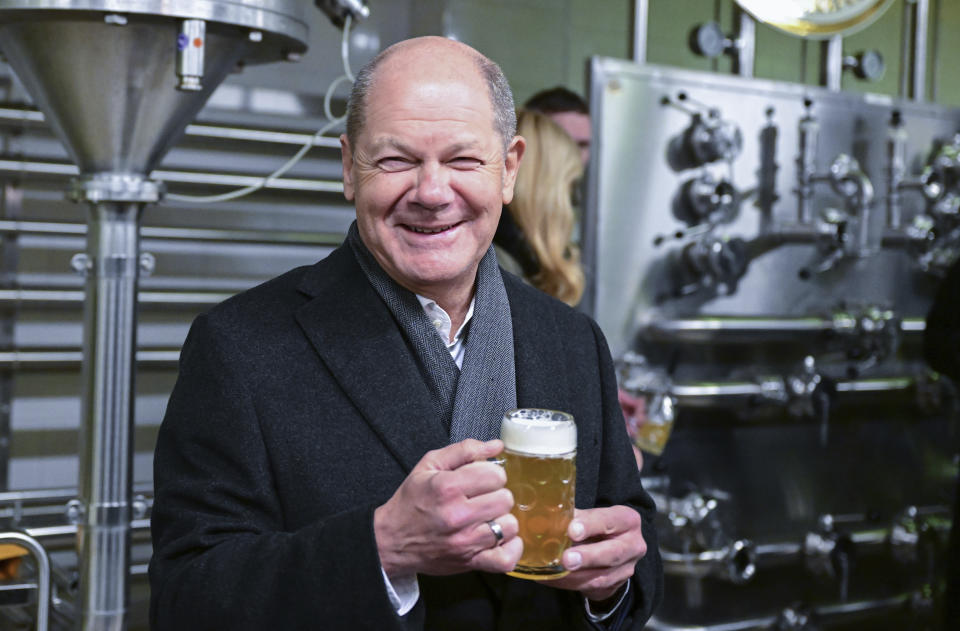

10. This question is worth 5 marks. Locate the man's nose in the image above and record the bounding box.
[412,162,454,209]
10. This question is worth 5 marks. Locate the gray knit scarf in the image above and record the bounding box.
[347,222,517,443]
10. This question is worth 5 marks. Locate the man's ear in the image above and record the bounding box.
[501,135,526,205]
[340,134,355,201]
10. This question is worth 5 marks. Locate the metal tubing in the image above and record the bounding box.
[734,9,755,78]
[645,593,912,631]
[0,288,231,307]
[631,0,648,64]
[0,158,343,193]
[77,199,141,631]
[641,316,924,344]
[661,516,949,578]
[0,107,342,149]
[887,118,907,229]
[796,113,819,224]
[0,219,342,247]
[0,349,180,369]
[23,519,151,549]
[0,531,50,631]
[821,36,843,91]
[912,0,929,101]
[672,375,915,408]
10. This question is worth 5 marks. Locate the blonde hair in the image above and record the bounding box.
[510,109,585,305]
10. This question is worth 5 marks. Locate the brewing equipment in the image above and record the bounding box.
[0,2,313,629]
[586,53,959,630]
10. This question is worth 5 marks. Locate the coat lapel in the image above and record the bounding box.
[293,246,448,473]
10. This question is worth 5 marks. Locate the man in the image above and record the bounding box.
[525,86,592,165]
[149,36,662,630]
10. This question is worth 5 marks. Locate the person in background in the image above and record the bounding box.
[150,35,662,630]
[525,87,647,468]
[525,86,592,166]
[494,109,585,307]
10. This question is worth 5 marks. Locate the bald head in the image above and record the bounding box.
[345,37,516,153]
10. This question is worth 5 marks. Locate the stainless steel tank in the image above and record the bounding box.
[0,2,309,629]
[584,57,960,629]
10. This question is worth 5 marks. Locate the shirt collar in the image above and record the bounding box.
[415,294,475,346]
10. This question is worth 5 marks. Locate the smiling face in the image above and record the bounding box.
[341,41,523,306]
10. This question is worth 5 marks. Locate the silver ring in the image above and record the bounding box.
[486,519,504,543]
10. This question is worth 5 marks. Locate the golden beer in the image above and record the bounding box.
[500,408,576,580]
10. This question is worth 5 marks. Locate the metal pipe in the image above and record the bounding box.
[912,0,929,101]
[734,9,755,78]
[0,107,343,149]
[0,531,50,631]
[0,487,146,505]
[640,316,924,344]
[0,158,343,193]
[671,375,915,408]
[23,519,151,549]
[76,197,141,631]
[661,516,949,577]
[821,35,843,91]
[0,349,180,369]
[0,219,342,247]
[886,113,907,229]
[930,0,941,101]
[631,0,648,64]
[796,109,818,224]
[0,288,232,307]
[645,593,913,631]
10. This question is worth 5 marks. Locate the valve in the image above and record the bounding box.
[676,173,740,227]
[774,604,820,631]
[685,112,743,165]
[804,514,855,601]
[830,304,901,372]
[316,0,370,29]
[677,234,749,296]
[920,134,960,204]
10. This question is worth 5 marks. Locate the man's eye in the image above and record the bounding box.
[378,157,413,171]
[450,157,482,169]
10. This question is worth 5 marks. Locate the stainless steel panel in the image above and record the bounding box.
[586,57,960,628]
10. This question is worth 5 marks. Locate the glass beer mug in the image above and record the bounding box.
[500,408,577,580]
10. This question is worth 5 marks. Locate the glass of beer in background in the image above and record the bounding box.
[500,408,577,580]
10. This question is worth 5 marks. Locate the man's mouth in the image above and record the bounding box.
[406,222,460,234]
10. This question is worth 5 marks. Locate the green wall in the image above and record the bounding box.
[452,0,960,108]
[645,0,960,107]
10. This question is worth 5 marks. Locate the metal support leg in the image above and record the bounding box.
[70,174,158,631]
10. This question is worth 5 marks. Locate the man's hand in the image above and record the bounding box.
[545,505,647,603]
[374,439,522,579]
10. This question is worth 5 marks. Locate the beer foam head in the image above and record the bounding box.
[500,408,576,456]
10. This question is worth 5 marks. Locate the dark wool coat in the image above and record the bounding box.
[149,243,663,630]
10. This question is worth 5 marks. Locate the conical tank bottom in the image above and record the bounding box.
[0,12,254,175]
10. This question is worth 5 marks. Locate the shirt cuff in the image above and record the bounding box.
[381,566,420,616]
[583,578,631,623]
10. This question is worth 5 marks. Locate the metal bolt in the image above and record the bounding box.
[132,494,148,520]
[104,14,128,26]
[70,253,92,276]
[139,252,156,277]
[65,499,85,524]
[249,30,263,42]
